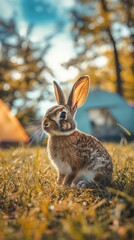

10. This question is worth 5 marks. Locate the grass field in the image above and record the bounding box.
[0,143,134,240]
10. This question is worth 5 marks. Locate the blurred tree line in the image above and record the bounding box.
[66,0,134,102]
[0,18,54,126]
[0,0,133,132]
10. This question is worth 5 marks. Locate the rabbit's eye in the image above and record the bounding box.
[60,111,67,119]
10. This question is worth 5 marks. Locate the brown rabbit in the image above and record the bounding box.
[42,76,113,188]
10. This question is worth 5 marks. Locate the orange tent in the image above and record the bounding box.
[0,99,29,144]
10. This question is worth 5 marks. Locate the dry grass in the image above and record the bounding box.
[0,143,134,240]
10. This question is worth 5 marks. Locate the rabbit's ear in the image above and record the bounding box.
[53,81,66,105]
[67,75,90,114]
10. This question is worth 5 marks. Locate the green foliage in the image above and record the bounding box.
[0,19,53,115]
[66,0,134,101]
[0,144,134,240]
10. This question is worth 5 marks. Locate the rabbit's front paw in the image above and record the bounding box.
[57,174,65,185]
[63,174,76,186]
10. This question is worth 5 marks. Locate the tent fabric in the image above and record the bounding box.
[0,99,29,143]
[75,89,134,136]
[82,88,129,108]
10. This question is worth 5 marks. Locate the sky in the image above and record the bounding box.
[0,0,78,82]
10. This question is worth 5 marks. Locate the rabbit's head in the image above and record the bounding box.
[42,75,90,136]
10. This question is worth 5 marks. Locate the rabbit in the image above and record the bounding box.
[42,76,113,189]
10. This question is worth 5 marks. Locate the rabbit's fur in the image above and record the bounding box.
[42,76,113,188]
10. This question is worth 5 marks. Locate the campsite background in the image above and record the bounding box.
[0,1,134,240]
[0,0,134,144]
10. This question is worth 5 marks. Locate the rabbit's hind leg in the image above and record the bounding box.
[72,180,97,189]
[71,170,95,189]
[75,180,90,189]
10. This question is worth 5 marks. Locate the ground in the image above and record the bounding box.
[0,143,134,240]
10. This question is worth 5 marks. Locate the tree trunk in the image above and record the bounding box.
[101,0,123,96]
[106,28,123,96]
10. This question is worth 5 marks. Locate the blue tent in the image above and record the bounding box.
[75,89,134,141]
